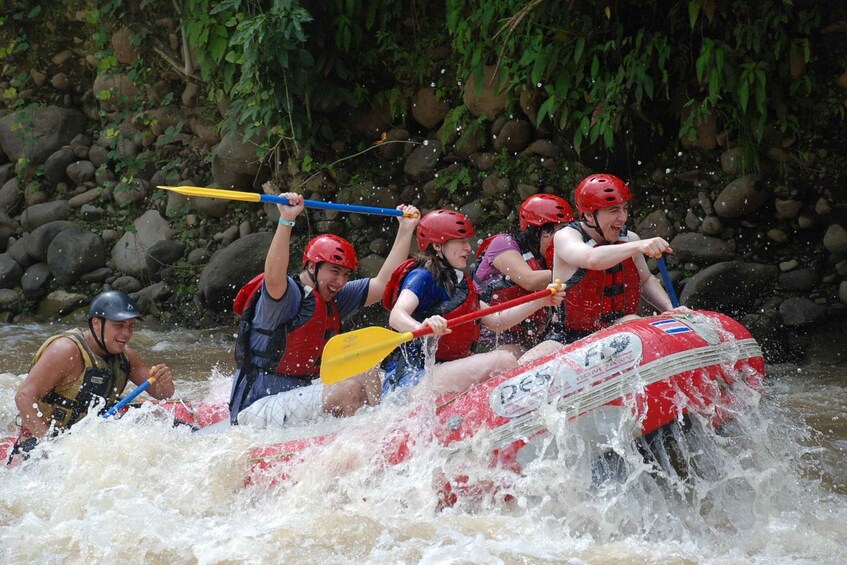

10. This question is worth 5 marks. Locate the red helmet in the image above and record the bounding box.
[574,174,632,215]
[416,209,476,251]
[303,234,358,270]
[519,194,575,230]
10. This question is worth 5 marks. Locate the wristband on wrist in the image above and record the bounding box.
[278,217,295,227]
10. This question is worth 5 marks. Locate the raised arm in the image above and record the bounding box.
[264,192,306,300]
[365,204,420,306]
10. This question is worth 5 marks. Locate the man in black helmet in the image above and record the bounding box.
[14,291,175,439]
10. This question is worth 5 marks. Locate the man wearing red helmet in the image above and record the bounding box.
[229,192,420,428]
[551,174,674,342]
[382,209,564,398]
[472,193,574,356]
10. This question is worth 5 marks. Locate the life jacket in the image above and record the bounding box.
[32,329,130,431]
[383,259,480,361]
[562,222,640,333]
[471,233,550,338]
[234,274,341,378]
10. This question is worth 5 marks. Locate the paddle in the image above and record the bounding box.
[320,286,560,384]
[657,257,680,308]
[158,185,417,218]
[102,376,156,419]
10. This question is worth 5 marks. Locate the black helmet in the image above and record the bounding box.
[87,291,143,321]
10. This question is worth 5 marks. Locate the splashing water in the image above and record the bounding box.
[1,324,846,563]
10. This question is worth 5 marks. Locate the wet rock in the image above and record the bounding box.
[404,140,442,181]
[493,120,533,152]
[21,262,52,297]
[670,232,735,264]
[199,231,274,311]
[112,275,143,293]
[35,289,88,321]
[0,177,22,215]
[25,220,76,262]
[778,268,817,292]
[0,106,87,165]
[463,65,509,120]
[66,160,96,185]
[805,331,847,365]
[714,174,769,218]
[111,210,175,278]
[778,296,826,326]
[0,253,24,289]
[47,225,106,284]
[146,239,186,276]
[44,147,76,183]
[679,261,778,315]
[823,224,847,256]
[0,288,21,312]
[21,200,71,232]
[774,199,802,220]
[411,87,450,129]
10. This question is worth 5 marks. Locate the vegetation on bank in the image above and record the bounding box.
[3,1,845,174]
[0,1,845,349]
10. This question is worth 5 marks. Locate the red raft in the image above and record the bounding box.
[245,309,765,487]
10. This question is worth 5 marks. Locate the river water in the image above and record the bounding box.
[1,321,846,564]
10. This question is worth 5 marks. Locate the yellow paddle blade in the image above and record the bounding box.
[157,185,262,203]
[320,326,414,385]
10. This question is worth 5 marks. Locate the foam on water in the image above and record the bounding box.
[2,325,847,563]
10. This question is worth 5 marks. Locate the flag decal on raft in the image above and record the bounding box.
[649,319,692,334]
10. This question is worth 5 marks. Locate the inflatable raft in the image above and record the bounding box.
[245,309,765,489]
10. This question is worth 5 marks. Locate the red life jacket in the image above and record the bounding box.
[472,233,549,338]
[383,260,480,361]
[563,223,641,333]
[234,274,340,377]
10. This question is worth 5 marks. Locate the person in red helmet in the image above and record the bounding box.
[551,174,674,342]
[382,209,564,398]
[229,192,420,428]
[472,193,574,357]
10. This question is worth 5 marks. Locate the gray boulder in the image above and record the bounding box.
[714,174,769,219]
[0,107,87,165]
[670,232,735,264]
[43,147,77,183]
[24,220,76,262]
[199,232,273,311]
[21,262,52,297]
[21,200,71,232]
[0,253,24,289]
[111,210,175,277]
[47,226,106,284]
[679,261,778,314]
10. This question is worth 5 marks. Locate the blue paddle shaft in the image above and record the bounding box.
[102,378,153,419]
[257,194,404,217]
[657,257,680,308]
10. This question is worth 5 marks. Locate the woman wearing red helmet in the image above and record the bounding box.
[230,192,420,428]
[382,209,564,398]
[551,174,674,342]
[472,193,574,356]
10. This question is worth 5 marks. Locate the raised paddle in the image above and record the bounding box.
[102,375,156,419]
[657,257,680,308]
[158,185,417,218]
[320,285,560,384]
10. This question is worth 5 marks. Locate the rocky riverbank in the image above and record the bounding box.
[1,20,846,366]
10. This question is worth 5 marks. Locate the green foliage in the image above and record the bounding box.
[446,0,828,160]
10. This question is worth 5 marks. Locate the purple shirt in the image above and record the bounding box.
[474,234,521,289]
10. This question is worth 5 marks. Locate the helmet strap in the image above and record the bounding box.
[583,212,612,244]
[89,317,110,357]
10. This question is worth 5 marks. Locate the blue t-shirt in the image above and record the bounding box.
[230,275,370,414]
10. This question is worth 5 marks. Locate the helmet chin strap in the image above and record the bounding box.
[307,262,321,290]
[89,317,111,358]
[584,212,612,244]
